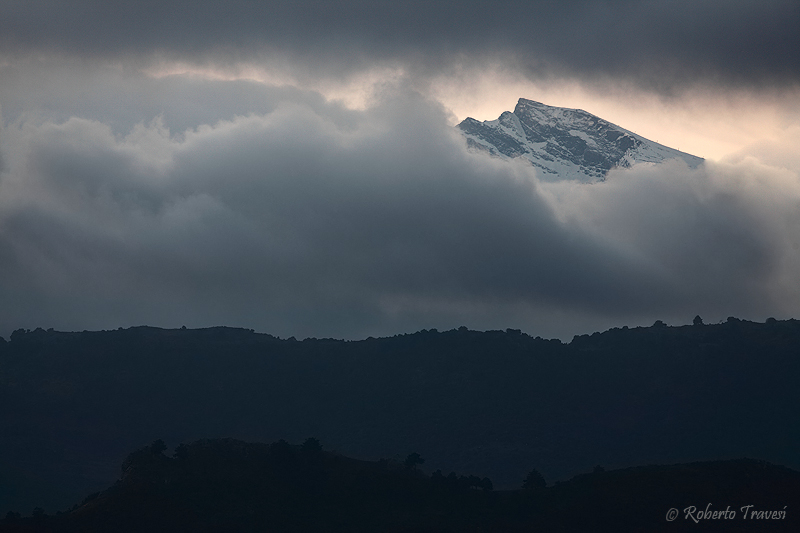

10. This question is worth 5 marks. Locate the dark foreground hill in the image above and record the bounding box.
[2,438,797,532]
[1,318,800,513]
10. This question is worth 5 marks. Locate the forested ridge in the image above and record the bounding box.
[2,318,799,521]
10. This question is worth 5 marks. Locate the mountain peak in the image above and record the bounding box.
[458,99,703,182]
[515,97,556,110]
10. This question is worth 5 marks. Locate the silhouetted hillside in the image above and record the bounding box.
[1,318,799,514]
[1,438,797,532]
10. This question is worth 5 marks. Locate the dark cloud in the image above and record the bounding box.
[1,83,798,339]
[1,1,799,92]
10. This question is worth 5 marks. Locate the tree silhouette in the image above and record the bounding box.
[150,439,167,455]
[173,443,189,460]
[404,452,424,471]
[269,439,294,459]
[301,437,322,453]
[523,469,546,490]
[693,315,704,326]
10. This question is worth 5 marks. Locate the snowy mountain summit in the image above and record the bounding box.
[458,98,703,182]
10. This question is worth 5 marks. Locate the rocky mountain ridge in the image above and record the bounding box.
[458,98,704,181]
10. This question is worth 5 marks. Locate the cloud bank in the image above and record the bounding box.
[1,79,799,339]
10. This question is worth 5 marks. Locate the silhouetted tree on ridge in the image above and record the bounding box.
[404,452,425,471]
[301,437,322,454]
[150,439,167,455]
[523,468,546,490]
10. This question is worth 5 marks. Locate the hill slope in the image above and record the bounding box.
[2,439,796,532]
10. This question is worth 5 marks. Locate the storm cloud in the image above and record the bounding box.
[1,1,799,93]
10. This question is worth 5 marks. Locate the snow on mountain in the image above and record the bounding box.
[458,98,704,182]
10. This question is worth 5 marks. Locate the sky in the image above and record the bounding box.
[0,0,799,340]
